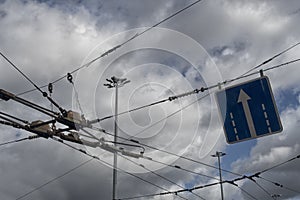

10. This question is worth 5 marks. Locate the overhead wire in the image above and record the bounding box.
[1,57,298,199]
[0,111,28,124]
[0,52,67,116]
[15,136,181,200]
[0,135,40,147]
[117,152,300,199]
[258,176,300,195]
[260,154,300,174]
[51,138,189,200]
[148,156,219,181]
[3,0,204,100]
[15,158,93,200]
[0,2,298,198]
[239,41,300,77]
[89,42,300,124]
[66,73,84,115]
[0,52,45,96]
[0,19,299,200]
[118,154,197,200]
[235,185,259,200]
[1,57,298,190]
[90,57,300,175]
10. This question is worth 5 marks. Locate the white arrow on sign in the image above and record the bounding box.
[238,89,257,137]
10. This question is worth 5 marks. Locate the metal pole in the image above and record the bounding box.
[112,84,118,200]
[217,153,224,200]
[212,151,226,200]
[104,76,130,200]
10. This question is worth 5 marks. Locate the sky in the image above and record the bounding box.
[0,0,300,199]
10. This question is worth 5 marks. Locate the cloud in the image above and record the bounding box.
[0,0,300,199]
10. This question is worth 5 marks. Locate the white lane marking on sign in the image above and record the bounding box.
[230,112,239,140]
[262,103,272,133]
[238,89,257,137]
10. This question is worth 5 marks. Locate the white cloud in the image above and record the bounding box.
[0,0,300,199]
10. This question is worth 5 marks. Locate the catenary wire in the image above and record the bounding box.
[260,154,300,173]
[117,153,300,199]
[118,154,199,200]
[0,111,29,124]
[88,40,300,123]
[148,155,219,181]
[0,52,45,96]
[1,58,298,180]
[52,138,189,200]
[258,176,300,195]
[15,137,184,200]
[118,153,205,200]
[91,125,241,177]
[91,120,300,199]
[235,185,259,200]
[0,135,39,147]
[11,128,300,200]
[0,3,298,198]
[239,41,300,77]
[91,57,300,125]
[0,52,67,116]
[92,58,300,175]
[66,73,84,115]
[4,0,204,99]
[15,158,93,200]
[1,58,298,199]
[1,52,299,199]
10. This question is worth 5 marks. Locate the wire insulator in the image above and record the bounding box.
[67,73,73,83]
[200,87,206,92]
[48,83,53,94]
[260,69,264,77]
[28,135,40,140]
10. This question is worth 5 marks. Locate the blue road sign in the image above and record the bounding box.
[215,76,283,144]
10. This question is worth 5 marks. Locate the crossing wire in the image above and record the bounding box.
[90,43,300,124]
[258,176,300,195]
[117,153,300,199]
[10,130,300,200]
[14,137,187,200]
[0,58,298,199]
[0,135,39,147]
[53,138,189,200]
[91,125,242,176]
[1,44,299,200]
[1,58,298,184]
[235,185,259,200]
[0,2,298,198]
[149,157,219,181]
[2,0,204,99]
[118,154,199,200]
[15,158,93,200]
[240,41,300,77]
[0,52,67,116]
[92,125,275,199]
[88,58,300,177]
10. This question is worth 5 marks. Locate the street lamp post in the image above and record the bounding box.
[104,76,130,200]
[211,151,226,200]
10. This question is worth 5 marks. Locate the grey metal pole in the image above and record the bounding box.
[212,151,226,200]
[112,84,118,200]
[217,153,224,200]
[104,76,130,200]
